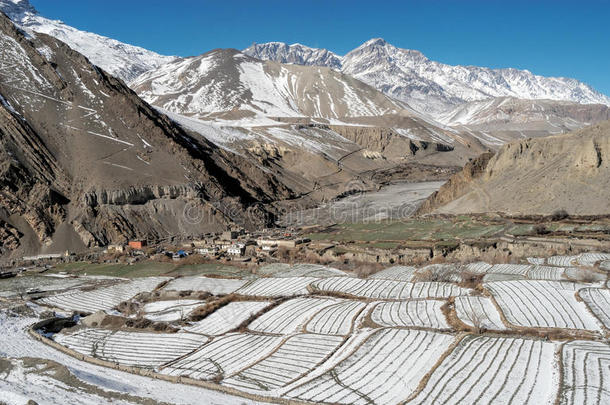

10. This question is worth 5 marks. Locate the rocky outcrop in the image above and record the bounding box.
[329,125,454,160]
[83,185,200,206]
[416,152,494,214]
[417,120,610,216]
[0,220,20,252]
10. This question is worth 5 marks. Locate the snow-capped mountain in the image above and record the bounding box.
[244,42,342,70]
[0,0,176,82]
[130,48,406,121]
[243,38,610,117]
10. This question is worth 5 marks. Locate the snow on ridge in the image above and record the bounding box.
[0,0,177,82]
[243,41,343,70]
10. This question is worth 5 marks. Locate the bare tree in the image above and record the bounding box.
[466,310,485,334]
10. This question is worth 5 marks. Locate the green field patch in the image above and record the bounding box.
[306,217,507,244]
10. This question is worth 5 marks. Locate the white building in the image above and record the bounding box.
[196,247,218,256]
[227,245,245,256]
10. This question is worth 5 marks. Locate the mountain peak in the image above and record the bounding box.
[0,0,37,20]
[362,38,388,47]
[242,41,342,69]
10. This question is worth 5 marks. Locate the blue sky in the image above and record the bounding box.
[32,0,610,95]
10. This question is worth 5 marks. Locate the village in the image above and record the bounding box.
[112,228,313,263]
[0,226,323,279]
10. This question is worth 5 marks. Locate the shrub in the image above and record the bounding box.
[534,224,550,235]
[459,271,484,289]
[353,262,383,278]
[550,209,569,221]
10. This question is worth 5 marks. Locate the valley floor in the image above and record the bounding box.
[280,180,445,226]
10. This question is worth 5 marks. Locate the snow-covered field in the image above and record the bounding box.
[142,299,206,322]
[249,297,335,334]
[3,254,610,404]
[265,263,349,278]
[409,335,558,404]
[235,276,317,297]
[534,253,610,268]
[370,300,450,329]
[454,296,507,330]
[548,255,579,267]
[368,265,417,281]
[163,277,247,294]
[312,277,469,299]
[561,341,610,405]
[223,334,344,393]
[305,299,367,335]
[55,328,205,368]
[0,311,266,405]
[286,329,455,404]
[160,333,283,380]
[527,265,566,280]
[38,277,169,313]
[184,301,271,335]
[578,288,610,329]
[486,280,601,330]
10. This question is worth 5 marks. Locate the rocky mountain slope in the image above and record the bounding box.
[417,120,610,216]
[244,39,610,117]
[0,12,293,258]
[438,97,610,128]
[130,48,409,121]
[437,97,610,143]
[129,47,491,192]
[0,0,176,82]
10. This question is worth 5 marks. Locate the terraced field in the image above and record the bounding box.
[55,328,205,368]
[312,277,468,299]
[368,265,417,281]
[409,335,558,404]
[21,254,610,404]
[578,288,610,328]
[224,334,344,392]
[260,263,349,278]
[38,277,169,313]
[561,341,610,405]
[486,280,601,330]
[527,265,566,280]
[160,333,283,380]
[287,329,455,404]
[454,296,507,330]
[235,276,316,297]
[249,297,335,334]
[163,277,247,294]
[185,301,271,335]
[143,299,206,322]
[305,300,367,335]
[370,300,450,329]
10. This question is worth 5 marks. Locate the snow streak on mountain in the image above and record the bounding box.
[0,0,176,82]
